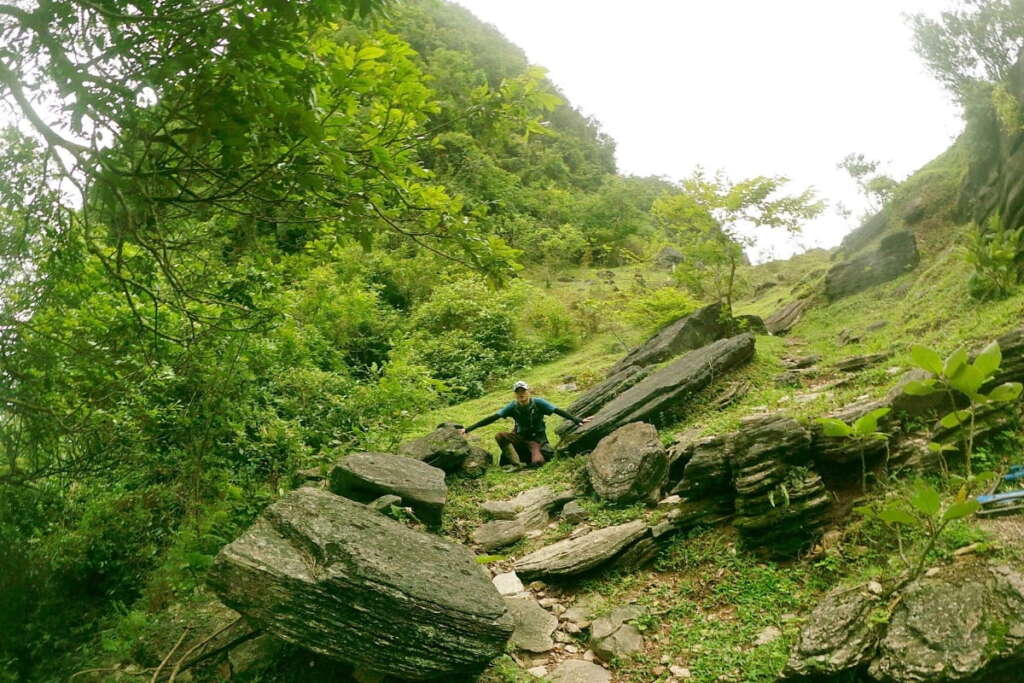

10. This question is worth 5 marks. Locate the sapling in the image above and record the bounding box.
[858,473,995,584]
[903,341,1023,477]
[816,407,891,493]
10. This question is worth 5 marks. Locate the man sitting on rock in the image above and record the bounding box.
[460,381,590,467]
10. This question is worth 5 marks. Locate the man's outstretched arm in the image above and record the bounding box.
[463,413,501,433]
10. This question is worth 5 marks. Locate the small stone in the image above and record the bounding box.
[562,622,581,634]
[565,644,578,654]
[367,494,402,512]
[661,655,671,664]
[539,597,560,608]
[925,567,941,577]
[527,666,548,678]
[554,631,574,644]
[504,596,558,653]
[547,660,611,683]
[657,494,682,510]
[529,581,547,591]
[583,650,595,661]
[552,604,567,616]
[561,500,589,523]
[493,572,525,596]
[654,665,668,676]
[670,665,692,678]
[953,543,981,557]
[754,625,782,646]
[867,581,884,596]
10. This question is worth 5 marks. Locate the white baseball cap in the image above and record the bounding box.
[513,381,529,391]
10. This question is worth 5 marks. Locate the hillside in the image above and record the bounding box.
[3,1,1024,682]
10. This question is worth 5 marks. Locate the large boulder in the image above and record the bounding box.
[398,425,472,473]
[785,563,1024,682]
[587,422,668,504]
[609,302,736,374]
[329,452,446,526]
[555,364,652,437]
[207,488,513,680]
[514,520,648,580]
[825,230,920,301]
[559,334,756,455]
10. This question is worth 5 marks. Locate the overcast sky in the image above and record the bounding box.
[453,0,963,259]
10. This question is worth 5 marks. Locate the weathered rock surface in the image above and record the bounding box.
[492,572,525,597]
[591,605,645,661]
[731,415,830,555]
[472,519,527,552]
[833,351,891,373]
[786,563,1024,682]
[472,486,574,551]
[504,595,557,653]
[462,446,491,478]
[481,486,574,525]
[825,230,920,301]
[609,302,735,374]
[670,433,733,501]
[329,453,446,527]
[514,520,647,580]
[765,299,812,335]
[398,425,472,473]
[559,334,756,455]
[561,500,589,523]
[207,488,513,680]
[547,660,612,683]
[556,364,653,437]
[587,422,668,504]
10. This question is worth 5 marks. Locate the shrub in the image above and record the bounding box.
[621,286,700,335]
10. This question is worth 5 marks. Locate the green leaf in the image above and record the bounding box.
[949,365,985,397]
[357,45,386,61]
[944,347,968,379]
[986,382,1022,403]
[928,441,957,453]
[853,407,890,435]
[878,507,916,525]
[816,418,852,437]
[939,409,972,429]
[942,500,980,521]
[910,483,941,517]
[911,346,944,375]
[973,340,1002,379]
[903,379,939,396]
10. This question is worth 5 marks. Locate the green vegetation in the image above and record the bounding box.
[817,407,891,493]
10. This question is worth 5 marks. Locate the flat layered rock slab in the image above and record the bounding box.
[208,488,512,680]
[481,486,574,523]
[547,660,612,683]
[329,452,446,526]
[503,595,557,653]
[514,520,647,580]
[610,302,734,374]
[559,334,756,455]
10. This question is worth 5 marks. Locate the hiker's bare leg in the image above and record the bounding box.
[528,440,544,466]
[495,432,523,466]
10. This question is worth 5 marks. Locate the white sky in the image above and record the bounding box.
[453,0,964,259]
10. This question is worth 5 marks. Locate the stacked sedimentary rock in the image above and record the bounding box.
[729,415,831,556]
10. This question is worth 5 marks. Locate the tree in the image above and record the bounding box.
[837,153,899,215]
[908,0,1024,105]
[652,170,824,312]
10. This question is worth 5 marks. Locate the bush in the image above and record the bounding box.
[621,286,700,335]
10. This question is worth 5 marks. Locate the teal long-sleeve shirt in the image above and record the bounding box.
[465,397,581,440]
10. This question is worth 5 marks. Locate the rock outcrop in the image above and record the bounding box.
[559,333,756,455]
[785,563,1024,682]
[329,452,446,527]
[730,415,830,555]
[398,425,472,473]
[207,488,513,680]
[587,422,668,504]
[765,298,812,335]
[825,231,920,301]
[609,302,735,374]
[514,520,647,580]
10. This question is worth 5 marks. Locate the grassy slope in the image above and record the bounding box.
[439,157,1024,682]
